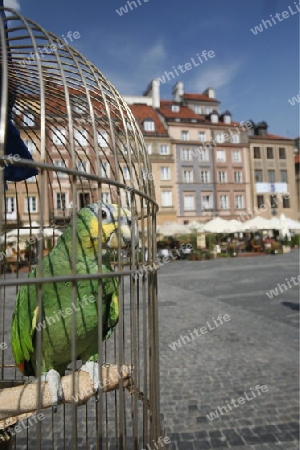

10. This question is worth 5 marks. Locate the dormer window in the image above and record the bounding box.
[143,119,155,131]
[171,105,180,112]
[224,115,231,124]
[211,113,218,123]
[194,105,201,114]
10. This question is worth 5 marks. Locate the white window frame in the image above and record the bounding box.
[234,171,242,183]
[199,131,206,142]
[183,195,195,211]
[220,195,229,210]
[144,120,155,132]
[161,191,172,207]
[160,145,169,155]
[216,150,226,162]
[74,129,88,146]
[56,192,67,210]
[181,130,189,141]
[205,106,212,114]
[231,134,240,143]
[171,105,180,112]
[182,148,191,160]
[52,129,67,146]
[102,192,111,203]
[215,133,224,143]
[218,171,227,183]
[198,148,209,161]
[98,131,108,147]
[202,194,213,211]
[122,166,131,181]
[183,169,193,183]
[23,112,35,127]
[211,114,218,123]
[232,150,241,162]
[224,115,231,124]
[235,195,244,209]
[146,144,152,155]
[200,170,210,183]
[100,161,110,178]
[6,197,15,214]
[160,167,171,181]
[25,196,38,213]
[76,160,88,173]
[194,105,201,114]
[54,160,68,178]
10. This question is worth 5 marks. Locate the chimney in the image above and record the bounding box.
[203,87,215,99]
[172,81,184,102]
[255,121,268,136]
[143,79,160,108]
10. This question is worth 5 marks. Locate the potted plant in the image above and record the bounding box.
[282,234,291,254]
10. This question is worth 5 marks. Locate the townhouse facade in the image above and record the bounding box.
[248,122,298,220]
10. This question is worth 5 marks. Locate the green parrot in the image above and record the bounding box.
[11,203,138,407]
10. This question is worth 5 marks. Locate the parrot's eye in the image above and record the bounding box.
[102,210,107,219]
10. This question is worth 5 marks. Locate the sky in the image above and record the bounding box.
[4,0,300,138]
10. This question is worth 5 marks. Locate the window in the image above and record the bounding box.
[74,129,88,146]
[144,120,155,131]
[160,145,169,155]
[255,170,263,182]
[235,195,244,209]
[161,191,172,207]
[224,115,231,124]
[6,197,15,213]
[279,147,286,159]
[54,160,68,178]
[25,139,36,154]
[100,161,110,178]
[183,169,193,183]
[56,193,66,210]
[211,113,218,123]
[220,195,229,209]
[52,129,66,146]
[205,106,212,114]
[194,105,201,114]
[76,161,88,172]
[270,195,277,208]
[267,147,274,159]
[280,170,288,183]
[218,171,227,183]
[23,112,35,127]
[215,133,224,143]
[98,131,108,147]
[202,194,213,210]
[199,131,206,142]
[181,130,189,141]
[232,150,241,162]
[253,147,261,159]
[283,196,290,208]
[25,196,38,213]
[182,148,191,160]
[72,98,86,114]
[184,195,195,211]
[230,134,240,143]
[257,195,264,208]
[79,193,90,208]
[161,167,171,181]
[122,166,131,180]
[268,170,275,183]
[102,192,111,203]
[172,105,180,112]
[200,170,210,183]
[216,149,226,162]
[146,144,152,155]
[198,148,209,161]
[234,171,242,183]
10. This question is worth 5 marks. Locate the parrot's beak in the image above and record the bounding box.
[107,218,139,250]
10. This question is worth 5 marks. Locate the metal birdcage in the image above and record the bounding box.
[0,6,163,450]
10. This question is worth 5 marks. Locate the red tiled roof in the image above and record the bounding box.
[159,100,201,120]
[129,104,169,136]
[250,133,292,141]
[183,93,219,103]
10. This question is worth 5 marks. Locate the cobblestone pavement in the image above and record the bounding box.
[158,250,299,449]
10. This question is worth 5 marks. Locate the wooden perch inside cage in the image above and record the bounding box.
[0,364,132,430]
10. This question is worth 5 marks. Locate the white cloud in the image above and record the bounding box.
[192,61,242,92]
[4,0,21,10]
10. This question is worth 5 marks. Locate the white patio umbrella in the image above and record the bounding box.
[157,221,191,236]
[286,218,300,231]
[278,214,291,240]
[241,216,274,231]
[203,217,238,233]
[188,221,205,232]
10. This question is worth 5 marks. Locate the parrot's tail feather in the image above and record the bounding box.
[17,360,35,377]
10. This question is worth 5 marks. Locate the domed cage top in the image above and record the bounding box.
[0,6,163,450]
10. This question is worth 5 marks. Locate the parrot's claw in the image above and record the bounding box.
[41,369,63,412]
[80,361,99,392]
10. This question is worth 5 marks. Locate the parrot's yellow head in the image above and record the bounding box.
[76,202,139,252]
